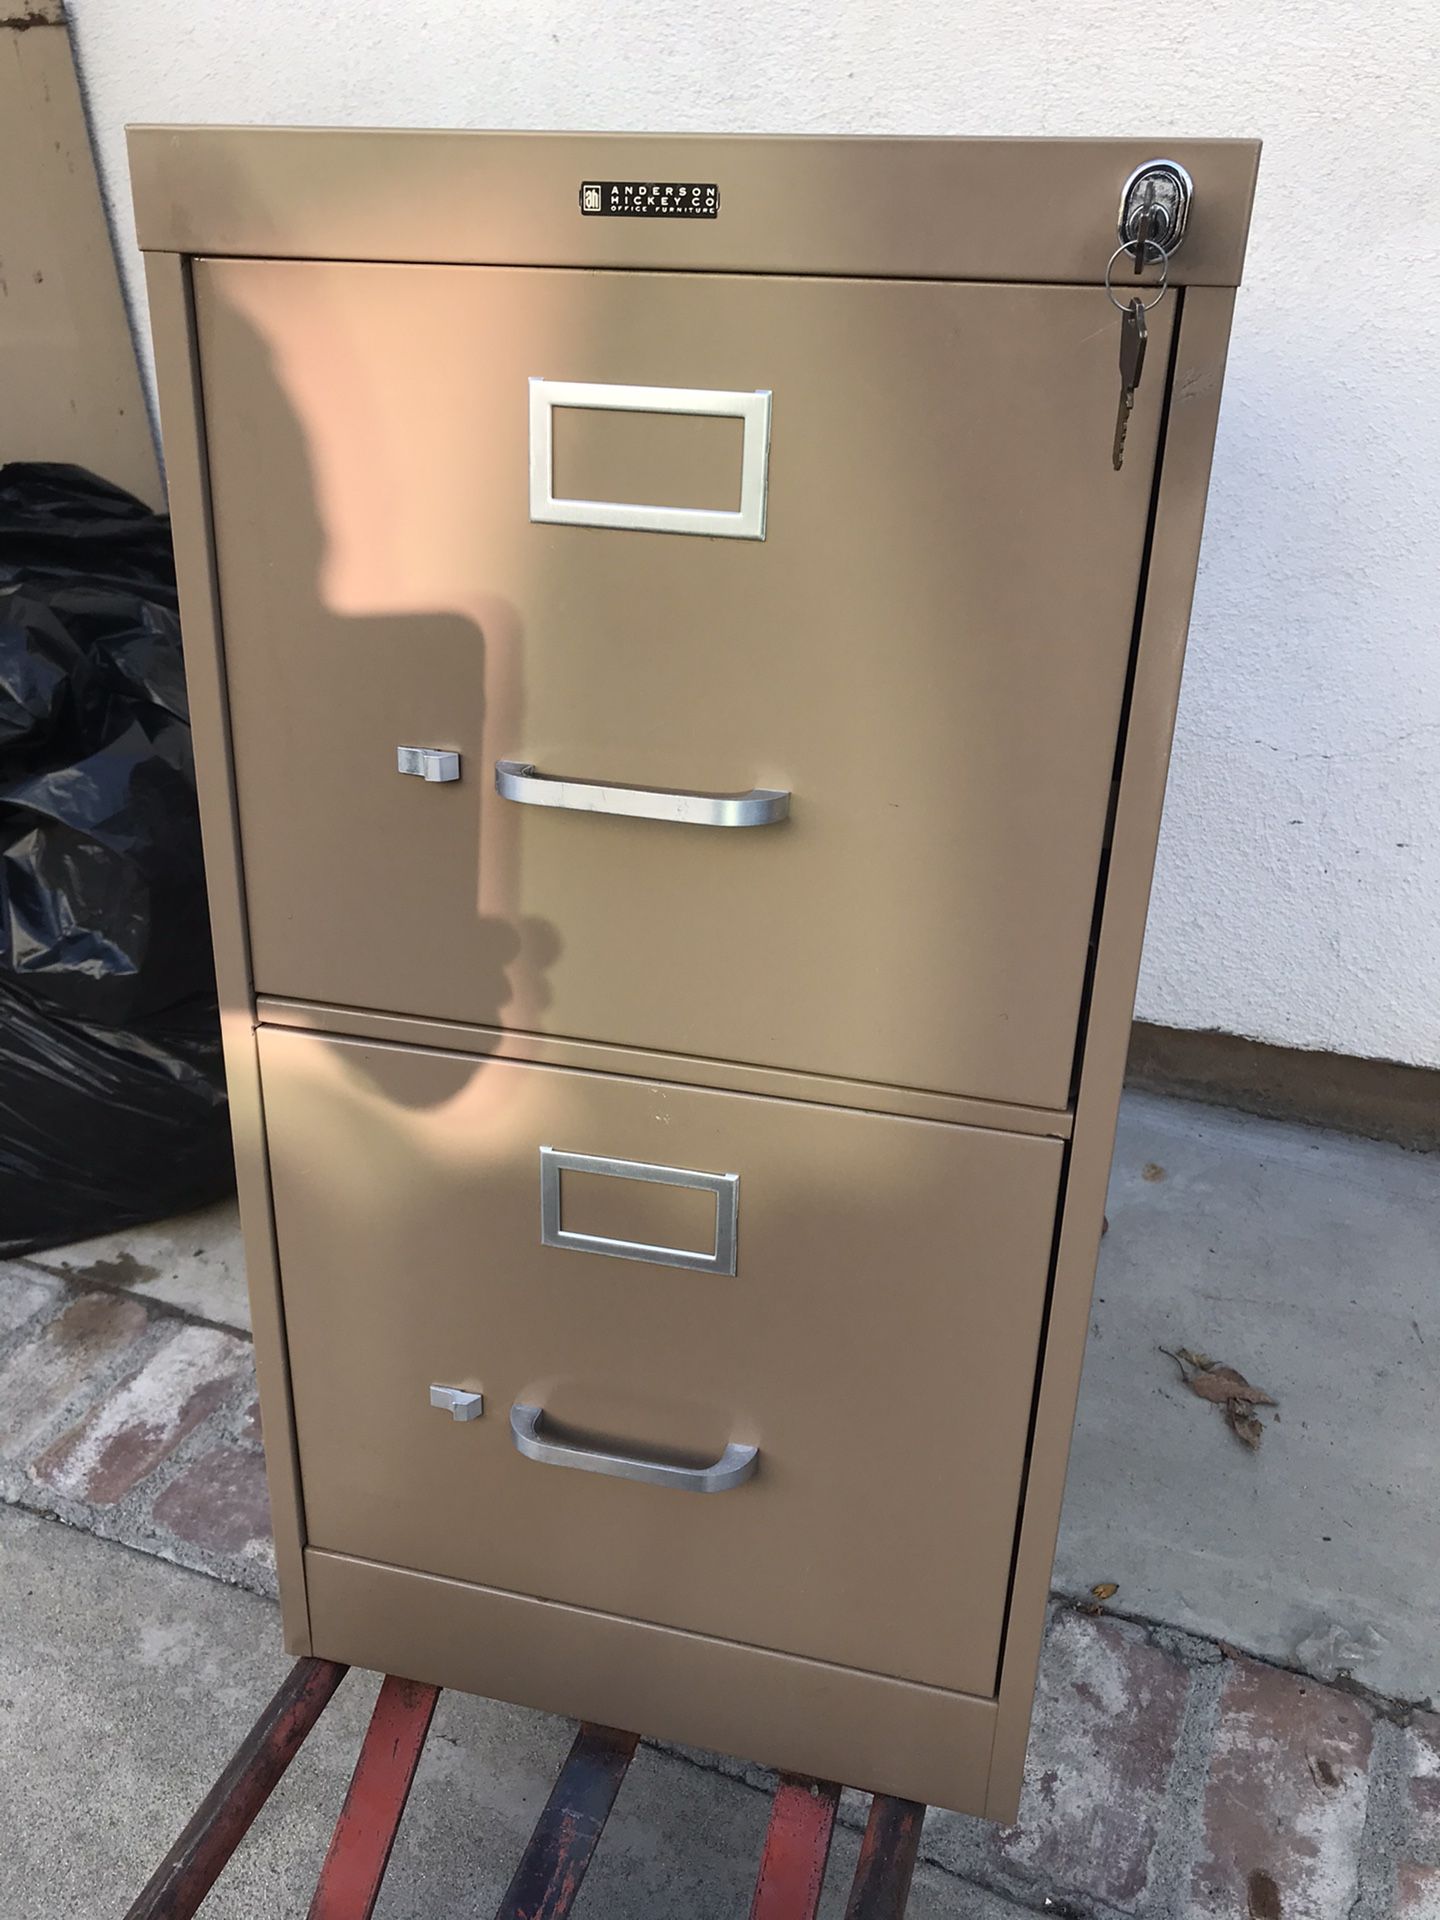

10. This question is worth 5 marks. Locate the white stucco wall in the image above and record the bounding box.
[64,0,1440,1067]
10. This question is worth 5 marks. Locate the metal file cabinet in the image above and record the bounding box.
[131,128,1257,1819]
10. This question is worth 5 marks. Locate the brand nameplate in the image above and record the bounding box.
[579,181,719,218]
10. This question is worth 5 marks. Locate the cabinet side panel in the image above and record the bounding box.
[986,287,1238,1818]
[141,251,310,1649]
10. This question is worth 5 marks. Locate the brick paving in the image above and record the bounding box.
[995,1613,1190,1908]
[913,1626,1433,1919]
[1396,1865,1440,1919]
[0,1255,1434,1916]
[0,1257,276,1596]
[1406,1716,1440,1854]
[37,1323,252,1505]
[1189,1659,1374,1918]
[149,1438,271,1558]
[1397,1719,1440,1919]
[0,1290,149,1453]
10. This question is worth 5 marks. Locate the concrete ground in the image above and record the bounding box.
[9,1502,1439,1920]
[2,1088,1438,1916]
[1057,1092,1439,1706]
[0,1505,793,1920]
[26,1199,250,1333]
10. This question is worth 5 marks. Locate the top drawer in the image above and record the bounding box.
[194,260,1169,1110]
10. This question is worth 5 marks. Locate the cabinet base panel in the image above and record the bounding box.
[305,1549,1001,1816]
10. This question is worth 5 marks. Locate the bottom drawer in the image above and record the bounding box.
[260,1028,1062,1697]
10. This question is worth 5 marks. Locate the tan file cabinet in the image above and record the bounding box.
[131,128,1257,1818]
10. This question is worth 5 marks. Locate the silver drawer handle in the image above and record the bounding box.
[495,761,789,828]
[510,1403,758,1493]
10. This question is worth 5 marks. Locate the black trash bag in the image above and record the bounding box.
[0,463,233,1256]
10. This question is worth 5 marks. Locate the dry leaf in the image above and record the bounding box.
[1091,1582,1118,1601]
[1188,1366,1276,1409]
[1161,1345,1204,1380]
[1161,1347,1277,1450]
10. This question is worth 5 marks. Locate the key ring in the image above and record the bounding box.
[1105,240,1170,311]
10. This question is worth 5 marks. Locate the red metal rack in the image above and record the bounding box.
[123,1658,925,1919]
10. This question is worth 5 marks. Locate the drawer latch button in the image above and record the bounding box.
[429,1384,483,1422]
[398,746,461,783]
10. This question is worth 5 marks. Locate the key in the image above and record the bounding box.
[1131,180,1163,276]
[1112,296,1147,471]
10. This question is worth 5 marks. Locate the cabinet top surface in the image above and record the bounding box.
[127,127,1259,285]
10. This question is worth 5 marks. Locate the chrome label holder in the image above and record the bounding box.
[528,378,771,540]
[539,1146,739,1274]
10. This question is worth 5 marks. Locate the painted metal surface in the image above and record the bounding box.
[306,1675,440,1920]
[133,131,1253,1817]
[262,1030,1062,1696]
[303,1546,999,1810]
[192,257,1172,1112]
[254,995,1076,1140]
[141,251,313,1653]
[749,1777,841,1920]
[843,1797,925,1920]
[493,1723,639,1920]
[983,286,1240,1816]
[121,1657,347,1920]
[127,129,1258,288]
